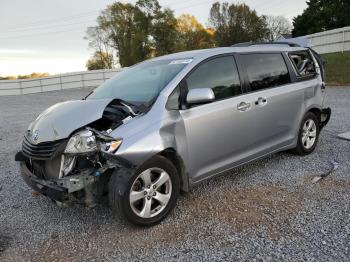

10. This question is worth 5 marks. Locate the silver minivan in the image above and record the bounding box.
[16,43,331,226]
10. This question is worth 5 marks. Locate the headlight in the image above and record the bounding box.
[64,130,98,154]
[105,139,122,153]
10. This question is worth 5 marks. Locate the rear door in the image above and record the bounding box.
[179,55,258,182]
[238,52,304,155]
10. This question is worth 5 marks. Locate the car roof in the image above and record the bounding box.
[151,45,308,62]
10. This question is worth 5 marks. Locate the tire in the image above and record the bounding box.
[292,112,320,155]
[108,155,180,226]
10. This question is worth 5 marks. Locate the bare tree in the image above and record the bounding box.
[265,15,292,41]
[85,26,115,69]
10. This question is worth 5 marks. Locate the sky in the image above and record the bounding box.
[0,0,307,76]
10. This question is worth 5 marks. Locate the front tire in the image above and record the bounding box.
[292,112,320,155]
[108,155,180,226]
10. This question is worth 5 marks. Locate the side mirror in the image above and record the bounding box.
[186,88,215,105]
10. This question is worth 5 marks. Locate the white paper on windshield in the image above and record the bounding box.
[169,59,193,65]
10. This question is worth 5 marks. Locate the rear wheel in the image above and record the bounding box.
[292,112,320,155]
[109,155,180,226]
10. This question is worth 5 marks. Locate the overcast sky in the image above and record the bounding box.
[0,0,307,76]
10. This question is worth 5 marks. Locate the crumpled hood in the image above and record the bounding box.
[27,99,113,143]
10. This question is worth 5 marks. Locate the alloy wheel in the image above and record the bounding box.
[129,167,172,218]
[302,119,317,149]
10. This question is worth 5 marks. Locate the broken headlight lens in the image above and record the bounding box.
[64,130,98,154]
[105,139,122,153]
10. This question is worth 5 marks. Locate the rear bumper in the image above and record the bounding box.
[320,107,331,129]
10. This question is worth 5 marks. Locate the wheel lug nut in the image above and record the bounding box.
[153,192,156,196]
[147,196,151,200]
[153,185,156,189]
[144,191,147,195]
[147,185,151,189]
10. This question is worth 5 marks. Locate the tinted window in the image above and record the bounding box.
[289,51,316,77]
[240,53,290,92]
[186,56,241,100]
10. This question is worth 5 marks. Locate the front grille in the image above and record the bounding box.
[22,136,65,160]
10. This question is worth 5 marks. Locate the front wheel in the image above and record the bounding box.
[109,155,180,226]
[292,112,320,155]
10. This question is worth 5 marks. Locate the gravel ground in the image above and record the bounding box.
[0,87,349,261]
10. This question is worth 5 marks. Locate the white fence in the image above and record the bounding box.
[305,26,350,54]
[0,69,121,96]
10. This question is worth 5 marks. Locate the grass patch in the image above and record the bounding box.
[322,51,350,85]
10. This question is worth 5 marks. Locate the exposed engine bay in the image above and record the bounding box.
[16,99,145,207]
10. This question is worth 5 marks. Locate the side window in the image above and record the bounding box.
[240,53,291,92]
[166,86,180,110]
[186,56,241,101]
[289,51,316,78]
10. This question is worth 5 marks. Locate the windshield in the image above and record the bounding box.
[87,59,190,103]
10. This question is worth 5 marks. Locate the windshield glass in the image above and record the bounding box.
[87,59,190,103]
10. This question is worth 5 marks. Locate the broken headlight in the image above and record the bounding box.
[64,130,98,154]
[105,140,122,153]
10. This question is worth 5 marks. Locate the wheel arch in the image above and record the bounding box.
[158,148,189,192]
[307,107,321,124]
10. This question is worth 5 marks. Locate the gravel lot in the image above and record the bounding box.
[0,87,349,261]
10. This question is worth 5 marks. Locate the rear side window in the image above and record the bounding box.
[289,51,316,78]
[240,53,291,92]
[186,56,241,101]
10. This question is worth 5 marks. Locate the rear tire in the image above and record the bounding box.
[108,155,180,226]
[292,112,320,155]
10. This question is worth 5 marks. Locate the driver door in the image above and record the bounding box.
[179,55,258,182]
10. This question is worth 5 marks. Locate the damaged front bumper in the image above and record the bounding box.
[16,150,135,205]
[18,156,97,202]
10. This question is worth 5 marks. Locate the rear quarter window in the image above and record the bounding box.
[240,53,291,92]
[289,51,317,80]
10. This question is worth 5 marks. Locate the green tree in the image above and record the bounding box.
[293,0,350,36]
[176,14,215,51]
[209,2,268,46]
[86,51,114,70]
[136,0,178,56]
[87,0,179,67]
[151,8,178,56]
[94,2,151,67]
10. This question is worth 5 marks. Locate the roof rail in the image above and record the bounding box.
[232,42,301,47]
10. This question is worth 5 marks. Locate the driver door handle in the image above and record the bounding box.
[237,101,251,112]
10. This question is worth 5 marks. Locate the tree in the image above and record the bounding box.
[86,0,180,67]
[0,76,16,80]
[17,73,49,79]
[86,51,114,70]
[96,2,150,67]
[265,15,292,41]
[85,26,115,68]
[151,8,178,56]
[176,14,215,51]
[135,0,178,56]
[209,2,269,46]
[293,0,350,36]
